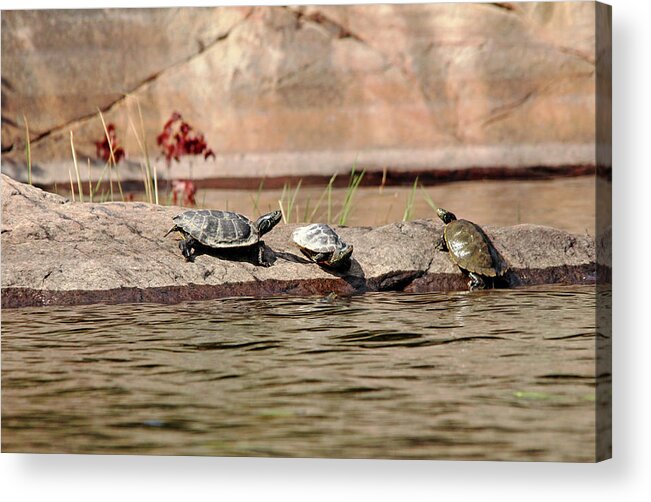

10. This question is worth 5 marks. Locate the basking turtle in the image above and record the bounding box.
[292,223,353,270]
[165,209,282,265]
[436,208,507,290]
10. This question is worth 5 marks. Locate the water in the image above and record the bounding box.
[2,286,598,461]
[198,176,596,234]
[70,176,595,234]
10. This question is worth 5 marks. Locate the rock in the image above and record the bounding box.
[1,175,596,308]
[2,3,599,185]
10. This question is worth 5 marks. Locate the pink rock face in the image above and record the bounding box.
[1,175,597,308]
[2,3,599,185]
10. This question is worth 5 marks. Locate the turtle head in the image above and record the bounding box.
[436,208,457,224]
[329,243,354,270]
[255,210,282,236]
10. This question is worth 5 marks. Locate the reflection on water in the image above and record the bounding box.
[2,286,598,461]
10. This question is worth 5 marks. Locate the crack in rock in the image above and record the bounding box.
[22,8,255,148]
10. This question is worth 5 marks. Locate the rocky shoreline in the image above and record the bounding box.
[1,174,597,308]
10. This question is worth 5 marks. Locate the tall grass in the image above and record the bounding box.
[278,179,302,224]
[93,164,110,199]
[139,161,151,203]
[275,168,364,225]
[379,166,387,194]
[139,100,159,205]
[128,98,158,204]
[420,183,439,213]
[87,158,93,203]
[302,197,312,223]
[97,109,124,202]
[69,131,84,202]
[129,114,153,203]
[152,164,159,205]
[250,179,265,216]
[338,166,365,226]
[67,164,76,202]
[307,173,337,224]
[402,176,419,221]
[327,174,335,224]
[23,115,32,185]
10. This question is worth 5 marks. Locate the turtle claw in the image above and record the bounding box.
[256,241,273,267]
[179,238,196,262]
[468,272,486,291]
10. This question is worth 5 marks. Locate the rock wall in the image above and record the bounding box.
[1,3,597,184]
[1,175,596,308]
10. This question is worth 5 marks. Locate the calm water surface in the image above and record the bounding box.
[199,176,596,234]
[2,286,597,461]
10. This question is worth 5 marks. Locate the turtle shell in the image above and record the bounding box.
[173,210,258,248]
[292,224,345,259]
[443,220,504,277]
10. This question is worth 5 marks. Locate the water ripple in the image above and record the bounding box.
[2,285,599,461]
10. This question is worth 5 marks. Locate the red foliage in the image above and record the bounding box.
[95,123,126,164]
[171,179,197,207]
[156,112,215,165]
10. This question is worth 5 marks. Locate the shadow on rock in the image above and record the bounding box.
[186,241,277,267]
[273,250,312,265]
[275,250,367,292]
[341,259,367,291]
[312,258,367,291]
[501,269,522,288]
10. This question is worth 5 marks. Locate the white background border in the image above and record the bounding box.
[1,0,648,500]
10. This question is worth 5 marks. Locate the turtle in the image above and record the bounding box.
[435,208,508,291]
[291,223,353,270]
[164,209,282,265]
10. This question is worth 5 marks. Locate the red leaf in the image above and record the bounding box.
[157,112,216,166]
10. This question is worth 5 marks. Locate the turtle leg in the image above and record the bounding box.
[257,240,271,267]
[179,237,197,262]
[298,248,313,261]
[435,234,448,252]
[312,252,330,264]
[468,272,486,291]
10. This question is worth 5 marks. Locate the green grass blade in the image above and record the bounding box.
[287,179,302,223]
[93,163,109,197]
[98,109,124,202]
[338,167,365,226]
[419,183,439,213]
[250,179,265,216]
[308,173,337,223]
[303,197,311,223]
[402,176,419,221]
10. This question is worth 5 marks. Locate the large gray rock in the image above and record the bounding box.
[1,175,596,308]
[2,3,598,185]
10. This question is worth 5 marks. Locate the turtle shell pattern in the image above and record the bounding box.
[292,224,346,257]
[443,220,504,277]
[173,210,258,248]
